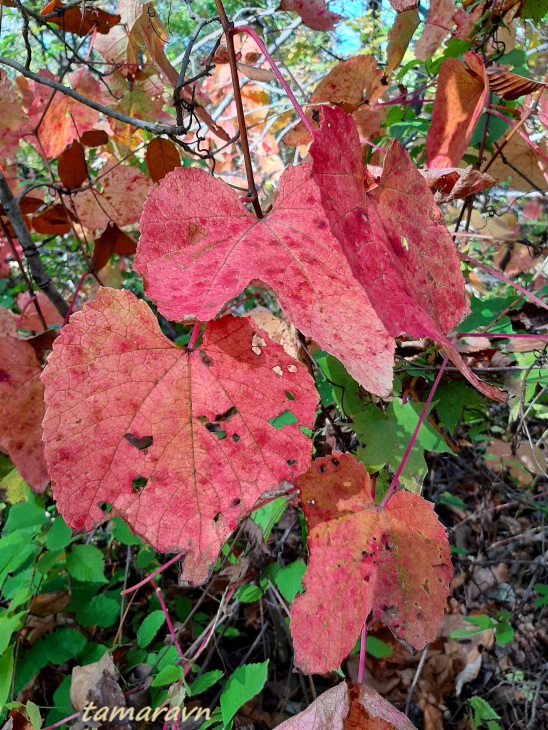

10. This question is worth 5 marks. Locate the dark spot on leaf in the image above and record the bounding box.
[318,465,326,474]
[287,459,297,466]
[230,498,241,507]
[232,434,241,443]
[213,512,221,522]
[132,476,148,493]
[198,350,212,367]
[331,458,339,467]
[125,433,153,450]
[0,369,10,383]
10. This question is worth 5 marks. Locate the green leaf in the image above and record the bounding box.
[187,670,224,697]
[220,661,269,726]
[265,561,306,604]
[315,353,365,416]
[522,0,548,21]
[151,665,182,687]
[533,583,548,608]
[355,399,451,492]
[77,594,120,628]
[66,545,107,583]
[0,612,26,655]
[456,296,515,335]
[3,499,48,534]
[0,646,14,712]
[435,381,483,436]
[42,629,86,665]
[366,636,393,659]
[109,517,142,546]
[469,696,501,729]
[137,610,165,648]
[25,701,42,730]
[234,584,263,604]
[251,497,287,540]
[494,621,514,647]
[46,517,72,551]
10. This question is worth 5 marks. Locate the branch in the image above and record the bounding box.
[0,56,188,136]
[0,169,69,318]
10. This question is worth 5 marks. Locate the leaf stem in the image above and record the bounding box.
[456,332,548,340]
[154,585,184,660]
[120,551,185,595]
[41,713,81,730]
[187,322,202,350]
[458,250,548,313]
[234,25,314,136]
[381,355,449,508]
[357,623,367,684]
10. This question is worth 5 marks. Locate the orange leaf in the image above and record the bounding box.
[425,51,488,168]
[145,138,181,183]
[40,0,120,35]
[290,454,452,673]
[32,204,72,235]
[80,129,109,147]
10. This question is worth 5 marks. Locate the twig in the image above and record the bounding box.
[0,168,68,318]
[526,664,548,729]
[405,646,429,716]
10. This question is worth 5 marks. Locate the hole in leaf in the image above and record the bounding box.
[285,390,295,401]
[213,512,221,522]
[318,465,326,474]
[215,406,238,422]
[268,410,298,430]
[132,476,148,493]
[98,502,113,513]
[124,433,153,450]
[332,457,339,467]
[205,424,227,439]
[232,434,241,443]
[287,459,297,466]
[230,498,241,507]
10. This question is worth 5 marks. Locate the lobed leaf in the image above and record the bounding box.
[41,288,317,584]
[290,453,452,674]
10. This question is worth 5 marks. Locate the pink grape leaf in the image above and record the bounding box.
[0,69,25,158]
[388,0,419,11]
[275,682,416,729]
[41,288,317,585]
[414,0,455,61]
[0,333,49,492]
[136,162,395,397]
[425,52,488,168]
[0,307,17,336]
[24,69,103,160]
[310,106,505,401]
[290,453,452,674]
[279,0,341,31]
[73,158,150,230]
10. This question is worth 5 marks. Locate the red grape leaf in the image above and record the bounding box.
[136,162,395,397]
[425,52,487,168]
[17,292,64,331]
[414,0,455,61]
[310,106,505,401]
[0,307,17,336]
[275,682,416,729]
[421,166,498,204]
[58,141,88,190]
[73,159,150,230]
[80,129,109,147]
[41,288,317,584]
[290,453,452,674]
[0,334,49,492]
[92,224,137,271]
[40,0,120,35]
[31,204,72,235]
[279,0,342,31]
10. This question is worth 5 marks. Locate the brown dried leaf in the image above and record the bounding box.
[487,66,546,101]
